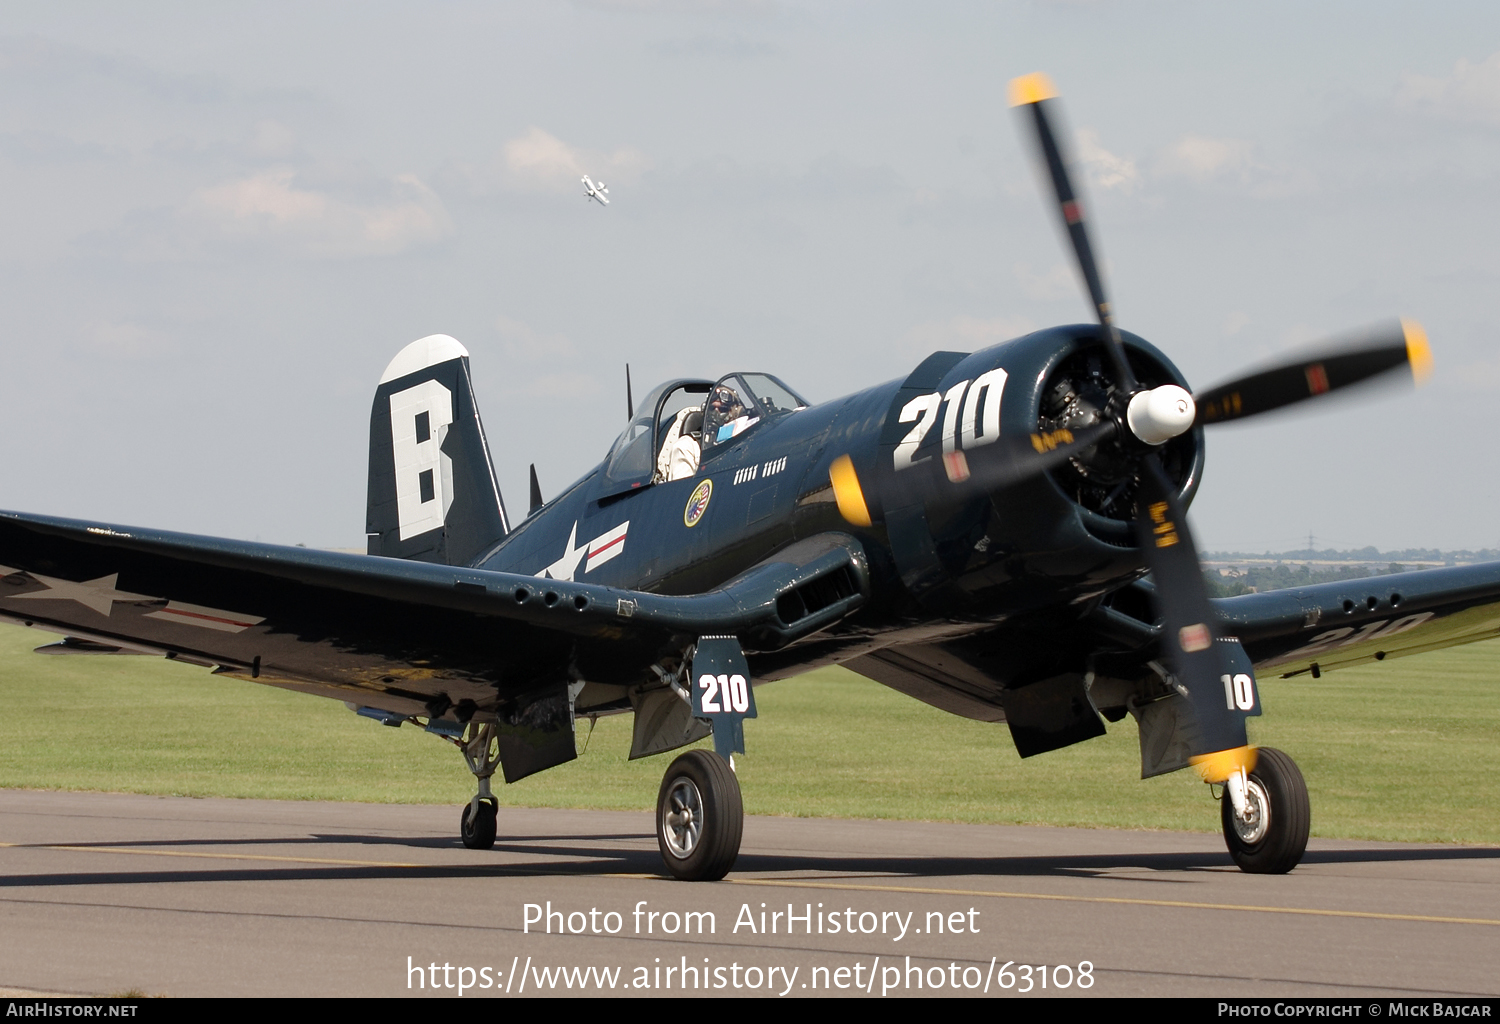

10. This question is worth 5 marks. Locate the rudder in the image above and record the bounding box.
[366,334,508,565]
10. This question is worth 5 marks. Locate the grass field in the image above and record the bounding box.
[0,621,1496,843]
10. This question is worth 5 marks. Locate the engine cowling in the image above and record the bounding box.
[875,325,1204,616]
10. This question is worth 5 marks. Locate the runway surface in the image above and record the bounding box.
[0,789,1496,998]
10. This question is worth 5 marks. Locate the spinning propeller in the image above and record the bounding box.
[831,72,1432,791]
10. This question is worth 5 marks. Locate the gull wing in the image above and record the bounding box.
[1214,562,1500,677]
[0,511,865,721]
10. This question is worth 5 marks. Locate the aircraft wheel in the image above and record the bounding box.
[657,750,743,881]
[1221,747,1310,874]
[461,799,498,850]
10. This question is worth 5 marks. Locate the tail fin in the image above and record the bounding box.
[366,335,509,565]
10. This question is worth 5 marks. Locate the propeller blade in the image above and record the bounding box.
[1135,455,1255,780]
[827,428,1260,782]
[1009,73,1136,392]
[829,455,874,528]
[828,421,1118,531]
[936,421,1118,490]
[1195,319,1431,426]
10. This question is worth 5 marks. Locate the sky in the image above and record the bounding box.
[3,1,1500,553]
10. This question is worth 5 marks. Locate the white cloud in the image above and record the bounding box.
[1153,133,1312,197]
[185,169,452,258]
[904,314,1036,351]
[504,127,589,182]
[1075,128,1139,193]
[1397,52,1500,126]
[1157,133,1255,183]
[462,127,649,195]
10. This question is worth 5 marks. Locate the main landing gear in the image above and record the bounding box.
[1220,746,1310,874]
[458,722,500,851]
[656,749,744,881]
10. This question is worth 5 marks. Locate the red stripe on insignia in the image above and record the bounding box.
[160,608,255,623]
[1062,200,1082,224]
[592,534,625,557]
[1305,363,1330,395]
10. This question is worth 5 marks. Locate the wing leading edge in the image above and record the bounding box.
[1214,561,1500,677]
[0,511,867,728]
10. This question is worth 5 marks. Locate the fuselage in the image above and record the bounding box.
[481,325,1203,673]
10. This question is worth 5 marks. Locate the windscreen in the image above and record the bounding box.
[604,421,653,482]
[738,374,807,415]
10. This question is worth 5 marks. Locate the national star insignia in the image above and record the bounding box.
[540,522,588,582]
[12,572,159,616]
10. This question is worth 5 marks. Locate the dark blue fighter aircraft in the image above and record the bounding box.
[2,75,1494,881]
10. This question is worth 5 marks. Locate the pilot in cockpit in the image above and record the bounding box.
[703,385,745,442]
[656,380,782,483]
[656,385,743,483]
[657,406,705,483]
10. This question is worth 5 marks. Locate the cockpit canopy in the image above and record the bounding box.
[702,373,807,448]
[600,372,808,497]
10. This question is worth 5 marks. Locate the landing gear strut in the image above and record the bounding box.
[657,749,743,881]
[1220,746,1310,874]
[459,721,500,850]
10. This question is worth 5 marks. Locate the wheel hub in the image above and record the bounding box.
[1231,777,1271,845]
[661,777,703,859]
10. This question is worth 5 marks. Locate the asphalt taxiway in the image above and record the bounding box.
[0,789,1495,998]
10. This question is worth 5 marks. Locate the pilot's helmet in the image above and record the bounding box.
[710,385,742,418]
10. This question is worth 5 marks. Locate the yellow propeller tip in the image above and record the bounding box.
[1008,72,1057,108]
[1402,318,1433,384]
[829,454,873,528]
[1189,745,1259,784]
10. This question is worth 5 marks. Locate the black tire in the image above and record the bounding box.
[656,749,743,881]
[1221,747,1310,874]
[461,799,498,850]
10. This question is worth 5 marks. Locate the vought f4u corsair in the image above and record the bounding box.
[2,75,1495,881]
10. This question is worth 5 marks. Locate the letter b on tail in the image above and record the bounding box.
[367,334,508,566]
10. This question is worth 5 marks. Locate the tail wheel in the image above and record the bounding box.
[461,799,498,850]
[1221,746,1310,874]
[657,749,743,881]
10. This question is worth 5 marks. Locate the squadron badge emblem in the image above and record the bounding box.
[683,479,713,527]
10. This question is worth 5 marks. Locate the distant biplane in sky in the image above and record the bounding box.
[1,75,1485,882]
